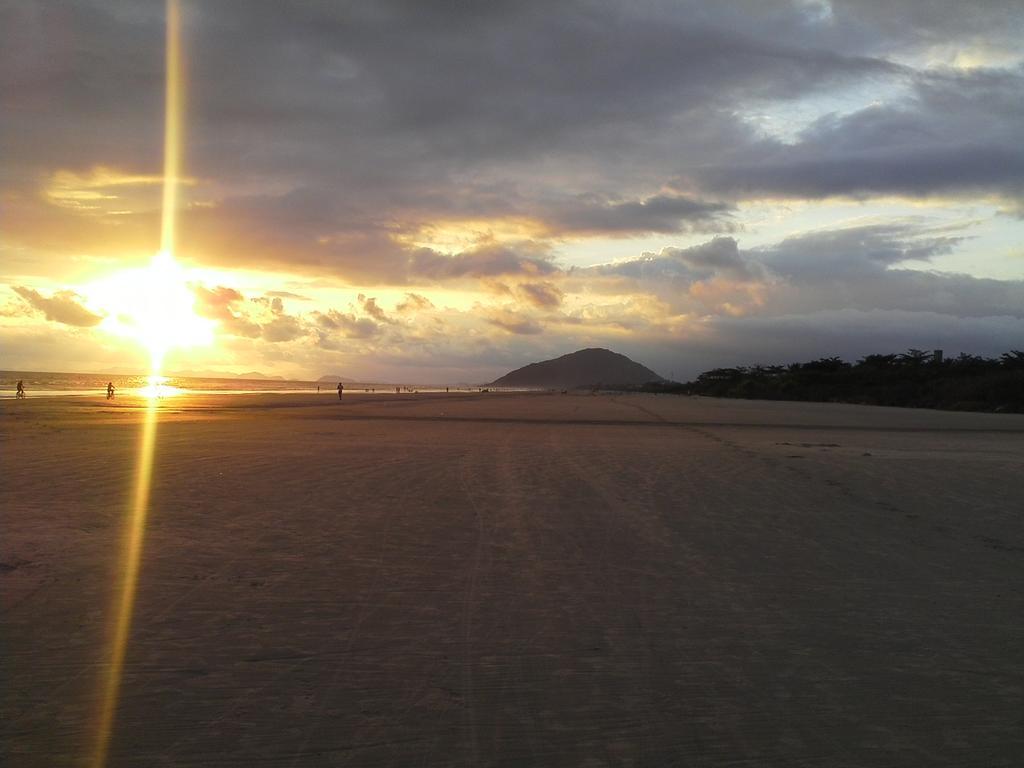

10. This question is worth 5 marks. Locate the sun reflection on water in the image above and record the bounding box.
[137,375,183,399]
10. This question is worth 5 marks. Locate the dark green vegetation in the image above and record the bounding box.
[639,350,1024,413]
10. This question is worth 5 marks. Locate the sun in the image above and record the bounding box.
[137,250,213,370]
[90,251,215,372]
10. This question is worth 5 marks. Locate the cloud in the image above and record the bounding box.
[696,143,1024,202]
[718,221,1024,321]
[3,1,1022,382]
[758,222,968,278]
[583,237,765,283]
[691,67,1024,203]
[250,295,287,316]
[664,238,765,281]
[194,285,244,311]
[261,314,305,343]
[825,1,1024,51]
[517,281,564,309]
[266,290,311,301]
[43,166,167,213]
[569,224,1024,327]
[408,242,556,281]
[357,294,391,322]
[314,310,379,340]
[540,194,734,236]
[700,309,1024,368]
[396,292,435,313]
[11,286,104,327]
[484,308,544,335]
[192,284,261,337]
[194,285,319,341]
[0,0,921,283]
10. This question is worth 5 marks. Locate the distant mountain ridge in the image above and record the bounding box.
[490,348,663,388]
[238,371,286,380]
[166,369,286,380]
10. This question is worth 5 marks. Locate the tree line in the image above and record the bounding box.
[638,350,1024,413]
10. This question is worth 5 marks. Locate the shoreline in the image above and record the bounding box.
[3,389,1023,431]
[0,386,526,401]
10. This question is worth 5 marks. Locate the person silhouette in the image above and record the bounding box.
[16,379,25,399]
[337,382,344,401]
[106,381,115,399]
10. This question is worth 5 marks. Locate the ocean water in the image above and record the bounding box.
[0,371,477,398]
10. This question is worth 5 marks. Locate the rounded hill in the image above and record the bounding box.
[490,348,663,388]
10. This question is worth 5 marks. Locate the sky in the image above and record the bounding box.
[2,0,1023,383]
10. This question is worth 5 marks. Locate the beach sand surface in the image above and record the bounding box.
[2,392,1022,766]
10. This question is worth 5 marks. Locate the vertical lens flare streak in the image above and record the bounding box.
[90,398,159,768]
[160,0,182,258]
[92,2,181,766]
[155,0,183,374]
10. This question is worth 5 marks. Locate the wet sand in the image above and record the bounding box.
[2,391,1023,766]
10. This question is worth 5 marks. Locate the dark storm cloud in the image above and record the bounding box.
[542,195,734,236]
[408,243,556,281]
[11,286,105,327]
[758,223,967,278]
[2,0,924,281]
[666,238,764,281]
[699,310,1024,370]
[0,1,165,183]
[697,145,1024,201]
[180,181,561,284]
[177,186,410,278]
[184,0,894,161]
[584,237,764,283]
[624,306,1024,382]
[826,0,1024,51]
[692,66,1024,202]
[835,270,1024,320]
[573,223,1024,324]
[2,0,1022,396]
[755,224,1024,319]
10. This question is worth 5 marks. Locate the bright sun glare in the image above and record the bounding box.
[138,250,213,370]
[92,251,214,372]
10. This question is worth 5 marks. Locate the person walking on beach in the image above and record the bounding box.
[106,381,115,399]
[16,379,25,398]
[337,382,344,400]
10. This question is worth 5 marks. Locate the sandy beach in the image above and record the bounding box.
[2,391,1022,767]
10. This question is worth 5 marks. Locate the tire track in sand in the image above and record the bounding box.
[454,429,512,766]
